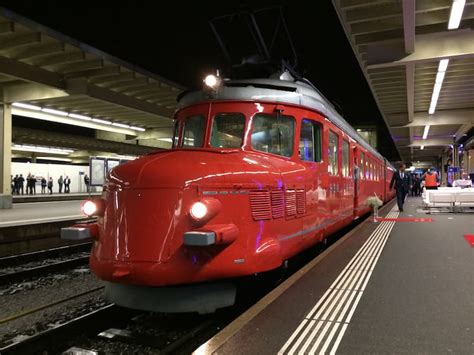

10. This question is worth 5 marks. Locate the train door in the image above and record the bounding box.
[327,129,342,222]
[298,117,324,241]
[353,146,359,218]
[341,138,352,219]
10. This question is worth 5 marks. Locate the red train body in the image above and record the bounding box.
[77,76,395,313]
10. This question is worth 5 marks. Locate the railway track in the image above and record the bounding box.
[0,301,224,355]
[0,243,92,285]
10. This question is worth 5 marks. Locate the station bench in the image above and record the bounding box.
[422,188,474,213]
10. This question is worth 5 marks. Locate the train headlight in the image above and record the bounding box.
[81,198,105,217]
[189,198,222,225]
[190,202,208,220]
[204,74,218,88]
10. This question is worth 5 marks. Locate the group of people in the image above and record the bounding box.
[390,164,440,212]
[11,174,72,195]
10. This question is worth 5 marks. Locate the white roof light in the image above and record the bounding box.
[130,126,146,132]
[41,108,68,116]
[428,59,449,115]
[448,0,466,30]
[420,146,424,150]
[12,144,74,155]
[69,113,92,121]
[438,59,450,72]
[435,71,446,84]
[422,125,430,140]
[12,102,42,111]
[111,122,130,128]
[91,118,111,125]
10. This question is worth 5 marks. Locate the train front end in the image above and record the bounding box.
[66,95,304,313]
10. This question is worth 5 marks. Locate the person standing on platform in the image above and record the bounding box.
[48,177,53,194]
[31,175,36,195]
[390,163,411,212]
[13,175,18,195]
[11,175,16,195]
[26,174,31,195]
[18,174,25,195]
[41,177,47,194]
[423,168,439,190]
[64,176,71,193]
[84,174,90,193]
[58,175,63,193]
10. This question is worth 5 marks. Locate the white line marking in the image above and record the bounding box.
[279,204,399,354]
[297,321,323,355]
[308,321,333,354]
[329,323,348,355]
[320,321,341,354]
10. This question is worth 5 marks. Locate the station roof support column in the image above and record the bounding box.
[0,103,12,209]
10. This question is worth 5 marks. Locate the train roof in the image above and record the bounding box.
[178,74,394,168]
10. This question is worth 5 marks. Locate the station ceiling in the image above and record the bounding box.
[0,8,184,135]
[333,0,474,164]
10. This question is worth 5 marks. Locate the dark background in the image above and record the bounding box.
[0,0,400,160]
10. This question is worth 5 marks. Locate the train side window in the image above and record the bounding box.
[365,156,369,180]
[360,152,365,180]
[299,119,322,162]
[342,139,350,177]
[210,113,245,148]
[251,113,295,157]
[328,130,339,175]
[172,120,180,148]
[182,115,205,148]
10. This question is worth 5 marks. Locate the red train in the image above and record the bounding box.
[64,72,395,313]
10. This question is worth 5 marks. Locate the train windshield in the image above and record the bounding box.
[181,115,206,148]
[210,113,245,148]
[251,113,295,157]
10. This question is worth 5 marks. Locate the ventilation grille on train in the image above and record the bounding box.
[250,188,306,221]
[271,190,285,219]
[286,189,297,217]
[296,189,306,215]
[249,190,272,220]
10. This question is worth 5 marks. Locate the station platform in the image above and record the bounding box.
[12,192,100,204]
[197,197,474,354]
[0,200,85,228]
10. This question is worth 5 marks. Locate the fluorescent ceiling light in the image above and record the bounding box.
[111,122,130,128]
[69,113,91,121]
[438,59,450,72]
[130,126,146,132]
[420,146,424,150]
[91,118,111,125]
[12,102,41,111]
[422,125,430,140]
[12,144,74,155]
[12,106,137,136]
[448,0,466,30]
[42,108,68,116]
[435,71,446,83]
[157,138,173,143]
[428,59,449,115]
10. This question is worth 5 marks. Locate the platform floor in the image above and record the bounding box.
[199,197,474,354]
[0,200,84,228]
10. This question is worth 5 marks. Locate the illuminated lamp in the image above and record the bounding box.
[189,198,222,225]
[81,199,106,217]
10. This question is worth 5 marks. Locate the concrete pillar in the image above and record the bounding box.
[441,154,447,186]
[0,104,12,209]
